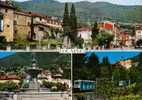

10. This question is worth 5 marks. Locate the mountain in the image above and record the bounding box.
[0,52,70,67]
[15,0,64,19]
[0,52,71,78]
[15,0,142,23]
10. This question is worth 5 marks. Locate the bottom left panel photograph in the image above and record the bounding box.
[0,52,71,100]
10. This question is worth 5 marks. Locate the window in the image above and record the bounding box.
[7,25,10,27]
[5,9,8,13]
[0,15,3,32]
[14,30,17,34]
[14,20,17,25]
[39,27,44,31]
[28,22,30,26]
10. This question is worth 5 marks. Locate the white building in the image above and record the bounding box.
[78,27,92,49]
[78,27,92,42]
[117,59,132,69]
[135,25,142,41]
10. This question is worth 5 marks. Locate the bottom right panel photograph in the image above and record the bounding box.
[73,51,142,100]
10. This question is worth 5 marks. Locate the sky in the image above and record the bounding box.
[0,51,140,64]
[13,0,142,5]
[86,51,141,64]
[0,52,15,59]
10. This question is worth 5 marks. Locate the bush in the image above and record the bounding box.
[42,81,54,88]
[56,82,69,91]
[51,86,58,91]
[111,94,142,100]
[0,83,5,91]
[128,83,142,94]
[4,81,18,92]
[42,81,69,91]
[0,81,19,92]
[0,36,6,43]
[136,39,142,47]
[96,32,114,48]
[0,36,7,49]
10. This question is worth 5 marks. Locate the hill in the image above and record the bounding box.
[0,52,71,79]
[15,0,142,23]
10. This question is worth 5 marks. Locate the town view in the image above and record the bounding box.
[0,0,142,50]
[73,52,142,100]
[0,52,71,100]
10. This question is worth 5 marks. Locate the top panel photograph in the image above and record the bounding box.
[0,0,142,51]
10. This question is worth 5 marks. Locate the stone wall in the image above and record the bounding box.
[13,92,71,100]
[73,92,96,100]
[0,8,14,42]
[14,12,31,40]
[0,92,71,100]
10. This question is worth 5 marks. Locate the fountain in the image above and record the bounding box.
[24,53,42,91]
[11,53,71,100]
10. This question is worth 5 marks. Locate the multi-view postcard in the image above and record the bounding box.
[0,0,142,100]
[0,0,142,50]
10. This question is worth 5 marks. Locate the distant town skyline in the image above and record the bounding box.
[13,0,142,5]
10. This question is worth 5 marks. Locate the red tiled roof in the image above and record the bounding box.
[15,11,48,18]
[120,32,128,35]
[7,75,21,80]
[31,12,48,19]
[14,11,31,17]
[15,11,62,24]
[0,74,21,80]
[78,27,92,32]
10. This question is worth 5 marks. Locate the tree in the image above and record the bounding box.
[86,53,100,79]
[112,68,121,82]
[76,36,84,48]
[70,4,78,44]
[63,3,71,36]
[91,22,99,40]
[100,57,112,78]
[96,78,116,99]
[0,36,7,49]
[73,54,86,80]
[112,66,129,84]
[136,39,142,48]
[0,36,6,43]
[129,66,142,83]
[63,3,79,47]
[96,32,114,48]
[73,53,100,80]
